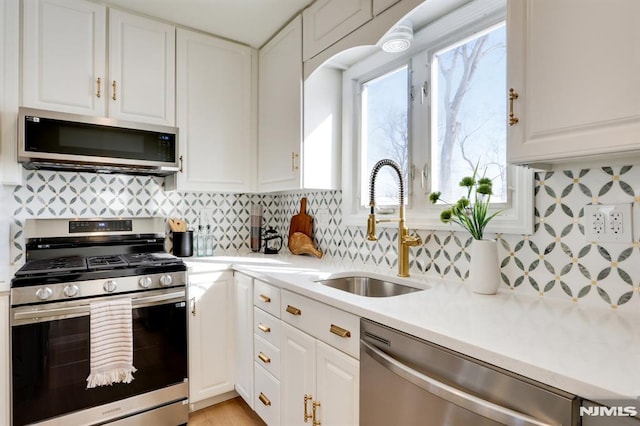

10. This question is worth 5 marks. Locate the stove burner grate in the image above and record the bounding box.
[86,255,128,270]
[15,256,87,275]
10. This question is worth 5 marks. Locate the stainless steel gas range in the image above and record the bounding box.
[10,218,188,426]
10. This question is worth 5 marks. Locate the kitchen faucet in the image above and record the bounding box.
[367,159,422,277]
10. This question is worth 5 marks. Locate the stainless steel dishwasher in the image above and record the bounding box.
[360,319,580,426]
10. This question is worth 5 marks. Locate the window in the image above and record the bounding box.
[360,66,409,207]
[432,24,507,204]
[342,4,533,234]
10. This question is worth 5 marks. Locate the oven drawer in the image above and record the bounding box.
[281,289,359,359]
[254,279,280,317]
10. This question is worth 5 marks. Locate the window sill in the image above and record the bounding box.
[342,166,535,235]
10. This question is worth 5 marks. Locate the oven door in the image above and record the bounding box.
[11,289,188,426]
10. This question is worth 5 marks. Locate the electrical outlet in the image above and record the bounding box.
[199,208,215,226]
[584,204,633,243]
[317,208,329,228]
[592,210,605,235]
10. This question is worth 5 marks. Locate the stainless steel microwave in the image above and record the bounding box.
[18,107,179,176]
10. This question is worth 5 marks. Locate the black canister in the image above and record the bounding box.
[172,231,193,257]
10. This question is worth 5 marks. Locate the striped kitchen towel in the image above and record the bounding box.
[86,298,137,389]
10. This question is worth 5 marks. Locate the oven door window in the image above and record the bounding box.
[12,301,187,426]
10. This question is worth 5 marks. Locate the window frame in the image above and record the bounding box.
[341,0,534,235]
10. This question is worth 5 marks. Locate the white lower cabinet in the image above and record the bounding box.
[254,363,281,425]
[234,272,254,408]
[234,278,359,425]
[188,271,235,407]
[0,294,9,426]
[252,279,282,425]
[281,290,359,426]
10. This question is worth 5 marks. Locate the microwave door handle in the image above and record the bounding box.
[13,290,186,323]
[361,341,552,426]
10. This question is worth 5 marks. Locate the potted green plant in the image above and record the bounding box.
[429,166,502,294]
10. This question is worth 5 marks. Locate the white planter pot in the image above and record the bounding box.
[468,239,501,295]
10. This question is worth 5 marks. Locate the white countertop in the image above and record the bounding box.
[187,253,640,404]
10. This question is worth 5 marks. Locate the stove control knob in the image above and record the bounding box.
[103,280,117,293]
[159,274,173,287]
[63,284,79,298]
[35,287,53,300]
[139,276,152,289]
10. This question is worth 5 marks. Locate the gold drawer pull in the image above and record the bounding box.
[258,352,271,364]
[286,305,301,316]
[259,392,271,406]
[258,323,271,333]
[330,324,351,338]
[259,294,271,303]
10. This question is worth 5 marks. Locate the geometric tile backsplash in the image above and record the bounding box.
[7,165,640,310]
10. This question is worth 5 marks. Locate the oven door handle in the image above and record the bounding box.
[361,340,552,426]
[13,290,186,323]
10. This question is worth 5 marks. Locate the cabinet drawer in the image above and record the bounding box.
[281,290,360,359]
[254,363,281,426]
[254,279,280,317]
[254,307,281,347]
[254,334,280,379]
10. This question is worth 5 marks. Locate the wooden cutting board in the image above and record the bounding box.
[288,197,313,243]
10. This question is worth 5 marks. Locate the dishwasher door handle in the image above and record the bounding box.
[361,340,552,426]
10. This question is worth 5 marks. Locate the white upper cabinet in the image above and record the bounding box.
[170,28,256,193]
[303,0,373,61]
[108,10,175,126]
[258,16,303,192]
[23,0,107,116]
[0,0,21,185]
[508,0,640,164]
[258,16,341,192]
[23,0,175,125]
[373,0,400,15]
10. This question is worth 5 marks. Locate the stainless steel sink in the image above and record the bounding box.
[317,276,424,297]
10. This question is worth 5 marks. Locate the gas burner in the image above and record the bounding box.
[86,255,128,270]
[123,252,182,266]
[15,256,87,276]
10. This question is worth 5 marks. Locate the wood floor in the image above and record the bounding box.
[188,397,266,426]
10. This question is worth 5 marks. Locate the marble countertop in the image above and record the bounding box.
[187,253,640,404]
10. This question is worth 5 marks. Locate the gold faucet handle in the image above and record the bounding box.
[403,233,422,246]
[367,214,377,241]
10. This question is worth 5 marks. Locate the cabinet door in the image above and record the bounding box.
[0,0,21,185]
[373,0,399,15]
[0,294,8,426]
[23,0,106,116]
[188,271,235,404]
[302,0,372,61]
[508,0,640,163]
[281,322,316,426]
[173,29,256,192]
[315,341,359,426]
[258,16,302,192]
[233,273,254,409]
[108,10,175,126]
